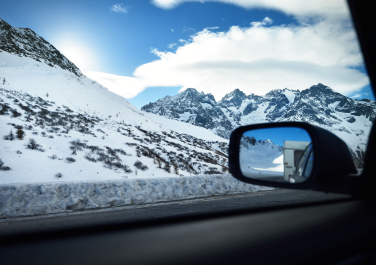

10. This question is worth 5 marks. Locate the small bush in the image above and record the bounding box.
[66,157,76,163]
[3,130,15,141]
[26,138,44,152]
[84,153,97,162]
[0,158,11,171]
[55,172,63,178]
[16,150,22,154]
[41,132,46,137]
[49,154,58,160]
[16,128,25,140]
[134,160,149,171]
[32,131,38,135]
[48,135,54,139]
[1,166,11,171]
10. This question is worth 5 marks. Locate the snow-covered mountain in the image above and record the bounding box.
[0,18,229,184]
[142,86,376,167]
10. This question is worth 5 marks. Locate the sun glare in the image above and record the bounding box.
[54,40,97,71]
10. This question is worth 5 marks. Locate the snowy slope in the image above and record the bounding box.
[0,18,229,185]
[239,136,283,178]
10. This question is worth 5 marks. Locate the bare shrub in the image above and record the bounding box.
[49,154,58,160]
[84,153,97,162]
[26,138,45,152]
[3,130,15,141]
[16,128,25,140]
[134,160,148,171]
[0,158,11,171]
[55,172,63,178]
[66,157,76,163]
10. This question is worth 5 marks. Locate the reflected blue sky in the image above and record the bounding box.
[243,127,311,147]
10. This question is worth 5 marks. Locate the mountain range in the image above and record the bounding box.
[142,85,376,167]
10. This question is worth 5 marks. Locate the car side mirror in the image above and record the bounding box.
[229,122,360,195]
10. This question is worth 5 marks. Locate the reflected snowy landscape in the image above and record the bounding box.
[239,135,284,180]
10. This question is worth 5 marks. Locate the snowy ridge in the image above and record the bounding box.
[142,85,376,167]
[0,175,271,218]
[0,18,81,76]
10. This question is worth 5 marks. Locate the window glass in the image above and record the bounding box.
[0,0,370,233]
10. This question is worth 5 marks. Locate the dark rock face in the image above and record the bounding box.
[141,84,376,167]
[142,88,233,138]
[0,18,81,76]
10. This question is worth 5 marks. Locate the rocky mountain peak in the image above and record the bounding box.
[306,83,335,96]
[219,88,247,108]
[0,18,81,76]
[221,88,246,101]
[183,87,199,94]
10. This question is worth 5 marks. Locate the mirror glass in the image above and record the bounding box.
[239,127,313,184]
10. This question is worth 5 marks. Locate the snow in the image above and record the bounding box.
[0,175,271,218]
[239,138,283,178]
[255,155,284,172]
[0,49,234,192]
[0,52,225,143]
[328,101,340,109]
[283,89,296,104]
[201,103,212,109]
[240,103,269,124]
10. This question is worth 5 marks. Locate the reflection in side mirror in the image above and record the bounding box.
[239,127,313,184]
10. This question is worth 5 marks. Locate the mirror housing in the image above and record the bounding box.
[229,122,360,195]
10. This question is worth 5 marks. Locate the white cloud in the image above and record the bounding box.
[171,29,174,32]
[85,18,368,100]
[183,26,195,32]
[111,4,128,13]
[351,93,369,98]
[151,0,350,20]
[135,18,368,99]
[84,71,144,98]
[250,17,272,27]
[206,26,219,30]
[168,43,177,49]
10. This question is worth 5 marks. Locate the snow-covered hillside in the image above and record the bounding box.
[0,18,229,184]
[239,135,283,178]
[142,86,376,167]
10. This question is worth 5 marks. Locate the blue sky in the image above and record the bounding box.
[0,0,374,109]
[244,127,311,147]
